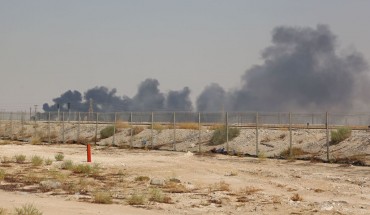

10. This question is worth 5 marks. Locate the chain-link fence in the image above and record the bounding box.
[0,111,369,163]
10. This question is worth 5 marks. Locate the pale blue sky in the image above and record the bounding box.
[1,0,370,111]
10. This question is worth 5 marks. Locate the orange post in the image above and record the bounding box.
[87,144,92,162]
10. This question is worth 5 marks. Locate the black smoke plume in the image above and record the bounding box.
[43,79,193,112]
[197,25,369,112]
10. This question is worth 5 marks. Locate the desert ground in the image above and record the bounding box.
[0,142,369,215]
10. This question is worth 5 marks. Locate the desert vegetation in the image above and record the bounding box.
[331,127,352,145]
[210,126,240,145]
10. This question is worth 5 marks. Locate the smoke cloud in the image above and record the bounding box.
[43,79,193,112]
[197,25,370,112]
[44,25,370,113]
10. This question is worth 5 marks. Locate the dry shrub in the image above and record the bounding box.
[210,126,240,145]
[115,120,129,129]
[163,181,188,193]
[100,126,115,139]
[241,186,262,195]
[209,181,230,192]
[331,127,352,145]
[48,169,68,182]
[30,136,42,145]
[279,133,286,139]
[290,193,303,201]
[93,191,113,204]
[31,155,43,166]
[1,156,13,163]
[135,176,150,182]
[61,160,74,170]
[209,124,223,130]
[131,126,144,135]
[24,173,44,184]
[0,169,5,181]
[15,154,26,163]
[0,140,12,145]
[0,208,7,215]
[177,123,198,130]
[332,154,367,166]
[280,147,309,159]
[54,153,64,161]
[152,123,165,131]
[14,203,42,215]
[149,188,172,203]
[127,193,146,205]
[314,188,325,193]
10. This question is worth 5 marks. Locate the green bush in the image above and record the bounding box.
[331,127,352,145]
[31,155,43,166]
[54,153,64,161]
[100,126,115,139]
[210,126,240,145]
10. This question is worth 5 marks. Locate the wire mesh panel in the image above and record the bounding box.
[131,112,152,124]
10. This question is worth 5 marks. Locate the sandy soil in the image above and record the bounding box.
[0,143,369,215]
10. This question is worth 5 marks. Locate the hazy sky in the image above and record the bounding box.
[1,0,370,111]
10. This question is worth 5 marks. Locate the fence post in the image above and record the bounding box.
[289,112,292,157]
[21,111,25,139]
[77,112,80,144]
[62,112,65,144]
[151,112,154,149]
[10,112,13,140]
[173,112,176,151]
[130,112,133,148]
[256,112,259,156]
[112,112,117,145]
[0,111,2,138]
[95,113,98,145]
[326,112,330,161]
[198,112,201,153]
[48,112,51,144]
[226,112,229,154]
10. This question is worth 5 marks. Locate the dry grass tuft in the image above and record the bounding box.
[280,147,309,159]
[14,204,42,215]
[31,155,43,166]
[1,156,13,163]
[177,123,199,130]
[152,123,165,132]
[115,120,130,129]
[29,136,42,145]
[149,188,172,203]
[127,193,146,205]
[134,176,150,182]
[164,181,189,193]
[93,191,113,204]
[240,186,262,195]
[131,126,144,135]
[209,181,230,192]
[208,124,223,130]
[15,154,26,164]
[54,153,64,161]
[0,208,8,215]
[0,169,5,181]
